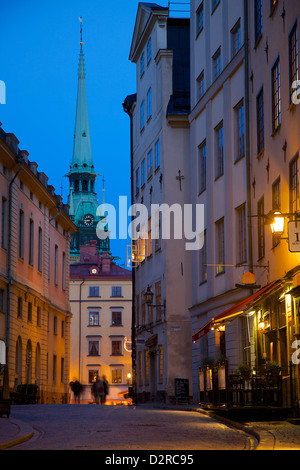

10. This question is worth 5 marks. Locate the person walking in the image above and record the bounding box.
[102,375,109,405]
[72,380,82,404]
[94,377,104,405]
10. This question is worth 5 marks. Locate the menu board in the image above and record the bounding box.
[175,378,189,404]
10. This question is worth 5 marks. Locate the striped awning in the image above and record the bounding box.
[192,280,281,343]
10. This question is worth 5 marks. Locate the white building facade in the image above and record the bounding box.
[189,0,254,401]
[125,3,193,403]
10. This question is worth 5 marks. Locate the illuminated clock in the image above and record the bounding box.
[83,214,94,226]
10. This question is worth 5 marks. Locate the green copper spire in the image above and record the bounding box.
[70,20,94,175]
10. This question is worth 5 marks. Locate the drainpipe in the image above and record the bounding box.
[6,158,23,367]
[123,97,137,405]
[244,0,253,276]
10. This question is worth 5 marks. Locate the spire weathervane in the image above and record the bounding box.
[79,16,84,46]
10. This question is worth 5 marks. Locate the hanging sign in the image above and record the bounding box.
[288,221,300,253]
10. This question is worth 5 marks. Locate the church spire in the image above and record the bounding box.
[70,17,94,174]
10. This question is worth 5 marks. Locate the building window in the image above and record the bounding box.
[53,355,57,382]
[257,196,265,259]
[235,100,245,161]
[147,37,152,64]
[135,167,140,195]
[140,100,145,131]
[89,311,100,326]
[140,51,145,77]
[289,22,299,104]
[231,19,241,58]
[61,357,64,383]
[197,70,205,101]
[17,296,22,318]
[138,351,143,386]
[154,210,161,252]
[37,306,41,327]
[111,340,122,356]
[62,252,66,290]
[0,289,4,312]
[112,286,122,297]
[141,159,146,187]
[145,350,149,385]
[196,1,204,36]
[272,57,281,132]
[29,219,34,266]
[290,154,300,214]
[216,218,225,275]
[89,370,99,383]
[111,311,122,326]
[1,197,7,250]
[236,204,247,265]
[27,302,32,322]
[54,244,58,285]
[198,139,207,193]
[212,47,221,81]
[272,178,281,246]
[147,149,153,178]
[54,316,57,335]
[199,229,207,284]
[112,369,122,384]
[147,87,152,121]
[88,339,100,356]
[215,122,224,179]
[158,345,163,384]
[89,286,100,297]
[38,227,43,272]
[18,210,24,259]
[254,0,263,44]
[256,88,264,155]
[212,0,220,14]
[141,289,146,326]
[155,139,160,170]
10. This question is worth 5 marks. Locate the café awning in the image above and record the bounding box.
[192,280,281,343]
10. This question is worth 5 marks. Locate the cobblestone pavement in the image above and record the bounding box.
[244,421,300,450]
[1,404,255,450]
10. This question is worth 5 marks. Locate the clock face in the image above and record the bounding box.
[83,214,94,226]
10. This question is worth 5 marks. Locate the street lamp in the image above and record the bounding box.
[269,211,285,235]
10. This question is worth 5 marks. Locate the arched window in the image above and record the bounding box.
[15,336,22,384]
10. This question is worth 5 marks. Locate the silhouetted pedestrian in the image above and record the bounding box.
[94,378,104,405]
[102,375,109,404]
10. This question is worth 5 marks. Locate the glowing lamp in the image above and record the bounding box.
[270,212,285,235]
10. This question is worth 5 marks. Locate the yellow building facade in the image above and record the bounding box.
[0,125,77,404]
[69,242,132,404]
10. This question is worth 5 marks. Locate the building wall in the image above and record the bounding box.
[69,272,132,403]
[0,128,75,403]
[189,0,250,401]
[128,4,192,403]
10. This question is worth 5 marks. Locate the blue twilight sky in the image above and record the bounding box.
[0,0,173,266]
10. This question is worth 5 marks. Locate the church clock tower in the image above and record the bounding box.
[67,19,110,261]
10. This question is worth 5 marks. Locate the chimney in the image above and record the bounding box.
[80,241,98,264]
[101,251,111,274]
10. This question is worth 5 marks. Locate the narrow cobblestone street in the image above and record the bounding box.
[6,404,255,451]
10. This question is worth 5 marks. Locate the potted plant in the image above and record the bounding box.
[237,364,252,380]
[266,361,281,382]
